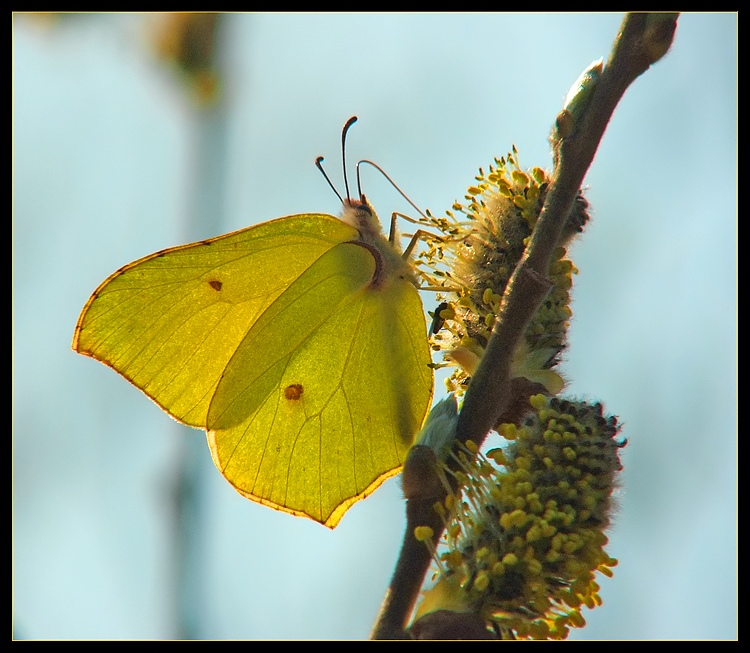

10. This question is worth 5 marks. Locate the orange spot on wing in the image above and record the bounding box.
[284,383,304,401]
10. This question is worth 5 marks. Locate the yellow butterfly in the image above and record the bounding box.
[72,118,434,528]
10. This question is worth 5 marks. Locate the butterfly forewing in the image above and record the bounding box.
[207,241,433,527]
[73,214,358,427]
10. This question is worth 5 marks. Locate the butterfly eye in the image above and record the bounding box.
[356,200,373,216]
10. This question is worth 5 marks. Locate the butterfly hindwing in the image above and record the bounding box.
[207,240,432,527]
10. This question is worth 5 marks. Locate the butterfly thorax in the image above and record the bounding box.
[341,196,418,290]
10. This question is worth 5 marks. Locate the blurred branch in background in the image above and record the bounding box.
[150,12,229,639]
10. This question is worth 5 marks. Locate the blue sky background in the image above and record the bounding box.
[13,13,736,639]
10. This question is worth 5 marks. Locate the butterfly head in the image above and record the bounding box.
[341,194,384,242]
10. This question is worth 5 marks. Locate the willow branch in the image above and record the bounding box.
[371,13,678,640]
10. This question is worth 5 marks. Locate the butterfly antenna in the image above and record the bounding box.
[341,116,358,201]
[356,159,428,219]
[315,156,344,205]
